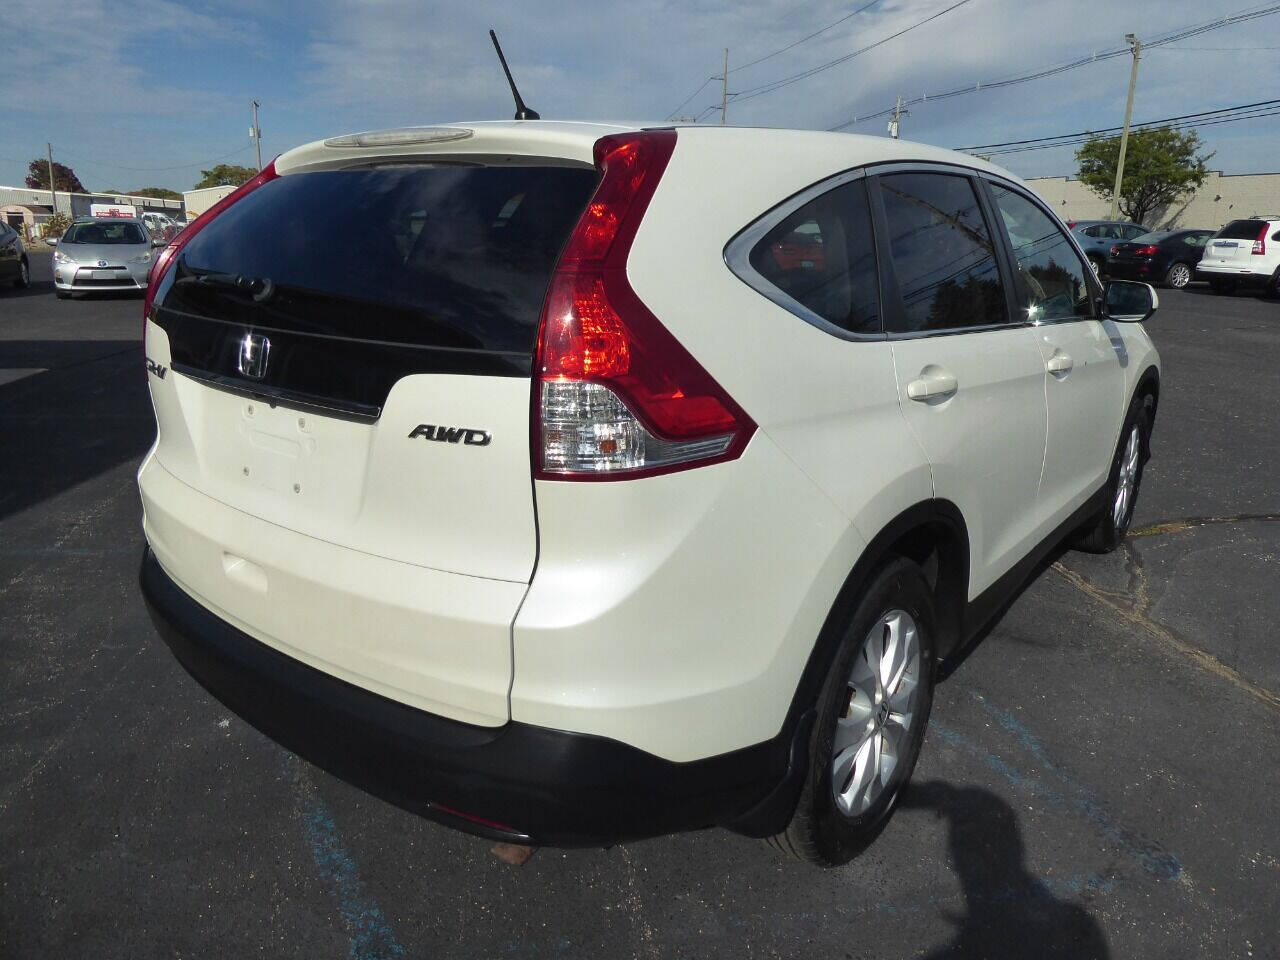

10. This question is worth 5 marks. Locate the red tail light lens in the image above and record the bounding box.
[1134,245,1159,256]
[142,162,279,336]
[1109,245,1119,257]
[533,131,755,480]
[1252,223,1267,255]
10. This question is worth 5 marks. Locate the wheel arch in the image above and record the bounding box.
[726,499,970,837]
[1134,364,1160,428]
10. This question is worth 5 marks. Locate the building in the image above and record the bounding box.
[1024,170,1280,230]
[182,184,239,219]
[0,185,186,240]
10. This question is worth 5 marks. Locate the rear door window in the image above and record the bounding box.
[742,179,881,335]
[876,172,1008,334]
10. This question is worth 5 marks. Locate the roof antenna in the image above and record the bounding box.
[489,29,540,120]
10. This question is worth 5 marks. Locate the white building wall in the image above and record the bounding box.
[1025,170,1280,230]
[182,185,238,218]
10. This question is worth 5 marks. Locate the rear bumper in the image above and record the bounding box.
[1195,263,1271,287]
[140,548,797,846]
[1105,260,1155,281]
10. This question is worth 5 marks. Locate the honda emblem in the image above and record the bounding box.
[237,332,270,380]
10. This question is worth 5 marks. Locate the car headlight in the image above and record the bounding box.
[127,250,153,264]
[53,248,77,265]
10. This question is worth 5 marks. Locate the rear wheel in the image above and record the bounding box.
[768,559,935,866]
[1073,394,1152,553]
[1087,255,1104,279]
[1164,262,1191,289]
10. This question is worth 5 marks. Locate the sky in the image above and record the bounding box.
[2,0,1277,195]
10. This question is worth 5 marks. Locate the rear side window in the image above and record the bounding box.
[744,179,880,335]
[163,164,599,358]
[877,172,1007,334]
[1218,220,1266,240]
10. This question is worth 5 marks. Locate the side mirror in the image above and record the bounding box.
[152,236,167,247]
[46,237,58,246]
[1104,280,1158,323]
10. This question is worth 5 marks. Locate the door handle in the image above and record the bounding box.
[1046,351,1074,376]
[906,368,958,402]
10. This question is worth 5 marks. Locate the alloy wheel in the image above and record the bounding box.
[831,609,921,816]
[1113,425,1140,531]
[1169,264,1191,288]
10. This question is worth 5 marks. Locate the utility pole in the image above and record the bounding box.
[1110,34,1141,221]
[46,143,58,215]
[250,100,263,171]
[888,96,908,139]
[720,49,729,125]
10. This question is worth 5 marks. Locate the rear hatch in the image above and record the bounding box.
[1203,219,1268,271]
[143,132,602,721]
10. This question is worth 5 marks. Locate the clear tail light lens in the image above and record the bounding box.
[1252,223,1267,255]
[532,131,754,481]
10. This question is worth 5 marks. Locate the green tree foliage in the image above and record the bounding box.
[193,164,258,189]
[129,186,183,200]
[44,212,72,239]
[25,159,86,193]
[1075,127,1212,227]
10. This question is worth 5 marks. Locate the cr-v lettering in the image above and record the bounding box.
[137,121,1160,866]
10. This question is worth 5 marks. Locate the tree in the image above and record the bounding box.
[44,212,72,239]
[25,159,86,193]
[1075,126,1212,227]
[193,164,258,190]
[129,186,183,200]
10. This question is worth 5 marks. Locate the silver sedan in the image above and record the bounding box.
[50,218,162,298]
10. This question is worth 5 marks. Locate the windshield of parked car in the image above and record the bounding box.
[62,222,147,244]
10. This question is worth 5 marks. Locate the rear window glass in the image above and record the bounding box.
[746,179,881,335]
[162,164,598,356]
[1218,220,1267,239]
[64,221,146,244]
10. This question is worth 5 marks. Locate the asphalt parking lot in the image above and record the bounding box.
[3,254,1277,960]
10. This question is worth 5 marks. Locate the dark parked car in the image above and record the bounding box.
[0,221,31,289]
[1106,229,1215,288]
[1067,219,1148,276]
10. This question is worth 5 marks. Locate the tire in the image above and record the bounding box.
[1087,255,1104,279]
[15,257,30,288]
[1073,393,1152,553]
[1164,262,1192,289]
[1268,269,1280,300]
[768,558,936,866]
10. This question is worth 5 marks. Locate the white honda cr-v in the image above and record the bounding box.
[138,121,1160,865]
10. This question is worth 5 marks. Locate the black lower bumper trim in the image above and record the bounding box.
[139,549,792,846]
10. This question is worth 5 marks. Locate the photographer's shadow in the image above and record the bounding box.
[903,781,1110,960]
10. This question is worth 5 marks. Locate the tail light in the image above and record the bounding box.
[1252,223,1267,255]
[142,162,279,335]
[533,131,755,480]
[1066,220,1076,230]
[1134,245,1159,256]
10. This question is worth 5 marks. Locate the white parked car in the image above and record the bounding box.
[138,122,1161,865]
[1197,217,1280,296]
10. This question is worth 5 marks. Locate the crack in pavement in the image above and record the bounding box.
[1130,513,1280,538]
[1052,516,1280,711]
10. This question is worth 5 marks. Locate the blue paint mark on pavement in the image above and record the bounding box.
[932,705,1181,882]
[302,803,407,960]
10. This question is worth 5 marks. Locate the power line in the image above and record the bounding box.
[728,0,975,106]
[956,98,1280,151]
[664,0,883,118]
[974,104,1280,157]
[731,0,882,74]
[827,1,1280,130]
[55,143,254,173]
